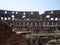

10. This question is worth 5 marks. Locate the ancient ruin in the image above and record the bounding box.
[0,9,60,45]
[0,20,27,45]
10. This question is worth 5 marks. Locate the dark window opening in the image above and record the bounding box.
[58,27,60,30]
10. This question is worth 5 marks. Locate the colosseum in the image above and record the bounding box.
[0,9,60,45]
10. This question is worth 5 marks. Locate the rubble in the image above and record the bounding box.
[0,20,27,45]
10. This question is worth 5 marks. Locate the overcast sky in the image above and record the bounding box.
[0,0,60,14]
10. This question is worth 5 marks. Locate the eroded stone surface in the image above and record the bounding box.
[0,20,27,45]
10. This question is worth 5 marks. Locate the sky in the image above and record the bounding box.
[0,0,60,14]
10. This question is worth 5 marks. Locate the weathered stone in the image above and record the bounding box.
[0,20,27,45]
